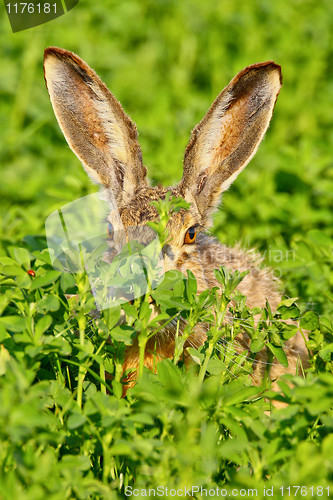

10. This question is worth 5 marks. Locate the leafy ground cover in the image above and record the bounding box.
[0,0,333,498]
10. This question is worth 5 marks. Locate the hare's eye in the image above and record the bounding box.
[184,226,197,244]
[107,222,114,239]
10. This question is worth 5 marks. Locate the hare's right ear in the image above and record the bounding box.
[43,47,148,206]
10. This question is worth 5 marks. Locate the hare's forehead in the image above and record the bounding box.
[118,186,188,227]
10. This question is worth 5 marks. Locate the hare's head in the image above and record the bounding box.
[44,48,281,282]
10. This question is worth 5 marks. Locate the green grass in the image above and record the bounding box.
[1,0,333,497]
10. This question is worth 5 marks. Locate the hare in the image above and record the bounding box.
[44,47,309,392]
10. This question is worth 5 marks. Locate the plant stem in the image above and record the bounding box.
[198,340,214,384]
[54,353,64,384]
[198,301,227,384]
[100,361,106,394]
[138,334,148,378]
[77,314,86,408]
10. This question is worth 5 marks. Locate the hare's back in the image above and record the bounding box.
[197,234,281,310]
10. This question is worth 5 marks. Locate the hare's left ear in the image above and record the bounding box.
[179,62,282,222]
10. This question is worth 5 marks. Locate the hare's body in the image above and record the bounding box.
[121,227,307,387]
[44,48,309,391]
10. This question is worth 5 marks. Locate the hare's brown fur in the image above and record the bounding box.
[44,47,309,393]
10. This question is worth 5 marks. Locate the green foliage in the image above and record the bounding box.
[0,212,333,496]
[1,0,333,497]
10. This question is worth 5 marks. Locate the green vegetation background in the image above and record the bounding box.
[0,0,333,498]
[1,0,333,309]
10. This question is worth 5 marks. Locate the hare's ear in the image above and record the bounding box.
[44,47,148,206]
[180,62,282,222]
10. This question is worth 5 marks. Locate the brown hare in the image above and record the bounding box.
[43,47,308,392]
